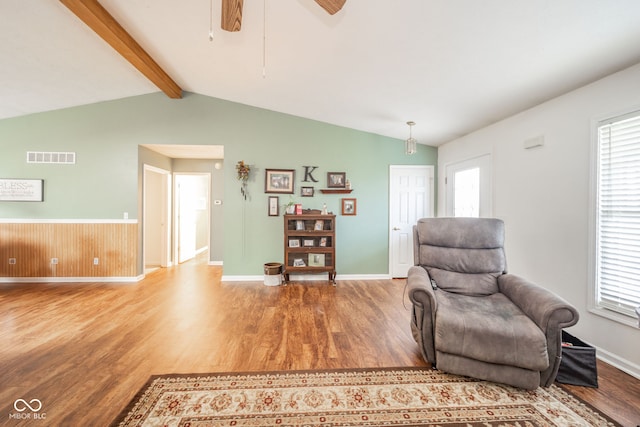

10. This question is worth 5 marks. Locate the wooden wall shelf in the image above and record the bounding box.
[319,189,353,194]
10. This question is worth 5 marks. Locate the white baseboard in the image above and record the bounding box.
[0,275,144,284]
[595,345,640,380]
[220,273,391,282]
[208,261,223,266]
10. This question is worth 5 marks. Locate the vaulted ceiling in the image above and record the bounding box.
[2,0,640,146]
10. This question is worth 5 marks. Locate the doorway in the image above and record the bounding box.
[389,165,434,278]
[174,173,211,264]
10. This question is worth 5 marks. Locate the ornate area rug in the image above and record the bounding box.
[111,367,619,426]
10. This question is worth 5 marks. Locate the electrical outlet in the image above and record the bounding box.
[93,257,99,265]
[51,258,58,265]
[9,258,16,265]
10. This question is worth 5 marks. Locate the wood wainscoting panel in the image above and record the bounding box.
[0,221,138,278]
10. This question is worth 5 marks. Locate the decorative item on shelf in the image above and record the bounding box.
[309,253,325,267]
[283,196,296,214]
[322,203,328,215]
[295,203,303,215]
[405,121,417,155]
[302,208,323,215]
[236,160,251,200]
[289,239,300,248]
[319,172,353,194]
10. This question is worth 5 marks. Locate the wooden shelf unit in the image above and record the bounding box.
[319,189,353,194]
[283,214,336,284]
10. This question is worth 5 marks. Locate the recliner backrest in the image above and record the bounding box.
[414,217,507,296]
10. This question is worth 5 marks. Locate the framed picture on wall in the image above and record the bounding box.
[265,169,295,194]
[327,172,346,188]
[341,198,357,215]
[268,196,279,216]
[0,179,44,201]
[301,186,314,197]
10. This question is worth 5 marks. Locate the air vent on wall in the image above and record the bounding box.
[26,151,76,164]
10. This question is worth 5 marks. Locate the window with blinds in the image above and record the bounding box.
[595,111,640,318]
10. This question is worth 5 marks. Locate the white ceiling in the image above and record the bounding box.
[3,0,640,147]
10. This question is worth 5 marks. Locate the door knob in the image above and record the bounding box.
[393,227,401,231]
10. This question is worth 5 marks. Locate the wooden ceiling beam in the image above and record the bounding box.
[221,0,243,32]
[59,0,182,99]
[315,0,346,15]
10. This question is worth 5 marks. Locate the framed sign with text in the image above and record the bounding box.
[0,179,44,201]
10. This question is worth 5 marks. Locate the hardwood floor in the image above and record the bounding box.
[1,256,638,426]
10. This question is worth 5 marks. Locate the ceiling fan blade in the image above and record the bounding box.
[221,0,243,32]
[315,0,346,15]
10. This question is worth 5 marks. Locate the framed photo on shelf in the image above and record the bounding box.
[265,169,295,194]
[293,258,306,267]
[296,220,305,230]
[319,237,327,247]
[308,253,325,267]
[268,196,279,216]
[301,186,314,197]
[303,239,315,247]
[327,172,346,188]
[289,239,300,248]
[342,198,357,215]
[314,219,324,230]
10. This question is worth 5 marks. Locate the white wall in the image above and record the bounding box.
[438,62,640,378]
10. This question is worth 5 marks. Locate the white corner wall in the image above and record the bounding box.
[438,62,640,378]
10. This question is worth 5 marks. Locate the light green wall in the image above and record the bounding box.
[0,92,437,276]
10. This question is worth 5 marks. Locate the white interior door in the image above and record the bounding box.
[389,165,434,278]
[143,165,171,269]
[445,154,492,217]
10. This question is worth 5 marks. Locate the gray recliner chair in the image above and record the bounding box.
[408,217,579,390]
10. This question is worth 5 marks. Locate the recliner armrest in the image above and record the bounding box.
[498,273,579,387]
[498,274,579,331]
[408,266,437,309]
[407,266,438,363]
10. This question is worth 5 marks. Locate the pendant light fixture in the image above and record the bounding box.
[405,121,417,155]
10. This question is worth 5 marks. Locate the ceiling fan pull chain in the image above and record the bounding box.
[262,0,267,78]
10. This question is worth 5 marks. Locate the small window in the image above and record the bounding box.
[445,154,492,218]
[453,167,480,217]
[594,110,640,319]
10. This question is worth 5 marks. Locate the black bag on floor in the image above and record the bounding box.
[555,331,598,388]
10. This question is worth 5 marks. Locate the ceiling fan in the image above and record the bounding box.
[222,0,346,32]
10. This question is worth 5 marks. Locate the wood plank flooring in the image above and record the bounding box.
[1,256,638,426]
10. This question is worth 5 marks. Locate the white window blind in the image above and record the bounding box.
[596,111,640,318]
